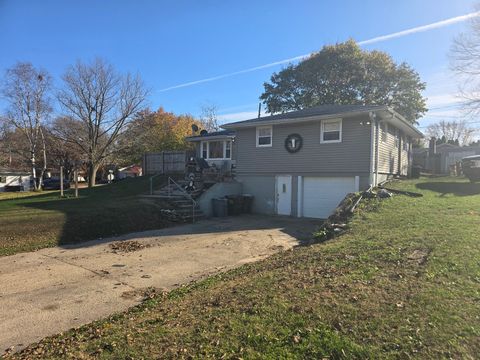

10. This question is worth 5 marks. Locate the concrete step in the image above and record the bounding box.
[175,203,200,209]
[175,208,202,215]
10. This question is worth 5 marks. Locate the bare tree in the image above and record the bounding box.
[200,104,220,132]
[426,120,477,146]
[1,62,52,189]
[451,10,480,115]
[56,58,147,187]
[46,117,85,179]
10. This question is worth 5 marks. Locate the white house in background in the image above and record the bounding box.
[0,168,33,192]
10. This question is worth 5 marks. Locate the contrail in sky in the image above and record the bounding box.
[159,11,480,92]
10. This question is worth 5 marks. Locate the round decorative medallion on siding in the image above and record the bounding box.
[285,134,303,153]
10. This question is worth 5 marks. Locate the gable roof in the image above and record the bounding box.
[223,104,386,128]
[221,104,423,138]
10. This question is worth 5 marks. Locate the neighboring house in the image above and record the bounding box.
[187,104,423,218]
[117,165,142,179]
[0,168,33,192]
[414,143,480,174]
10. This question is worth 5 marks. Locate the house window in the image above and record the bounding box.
[403,137,409,151]
[256,126,272,147]
[0,176,5,183]
[394,129,399,148]
[381,122,387,143]
[320,119,342,143]
[225,140,231,158]
[200,140,232,160]
[208,141,224,159]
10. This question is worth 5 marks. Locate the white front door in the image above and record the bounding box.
[276,175,292,215]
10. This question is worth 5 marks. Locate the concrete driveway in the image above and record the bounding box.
[0,215,317,353]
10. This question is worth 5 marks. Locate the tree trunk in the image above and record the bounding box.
[31,152,37,191]
[87,162,98,188]
[38,128,47,189]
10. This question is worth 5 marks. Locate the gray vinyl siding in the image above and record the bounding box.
[376,122,411,176]
[234,114,372,177]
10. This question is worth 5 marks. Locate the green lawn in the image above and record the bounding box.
[9,177,480,359]
[0,176,170,256]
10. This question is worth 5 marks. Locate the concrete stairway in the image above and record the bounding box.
[142,180,205,222]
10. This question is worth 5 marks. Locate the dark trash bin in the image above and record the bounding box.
[225,195,243,215]
[212,198,228,217]
[411,165,422,179]
[242,194,254,213]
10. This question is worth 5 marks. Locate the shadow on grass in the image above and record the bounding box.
[416,181,480,197]
[1,177,173,252]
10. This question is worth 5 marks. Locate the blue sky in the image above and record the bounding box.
[0,0,477,130]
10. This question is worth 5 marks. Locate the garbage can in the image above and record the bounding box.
[242,194,254,213]
[225,195,242,215]
[411,165,422,179]
[212,198,228,217]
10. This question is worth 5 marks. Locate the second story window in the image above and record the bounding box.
[256,126,272,147]
[320,119,342,143]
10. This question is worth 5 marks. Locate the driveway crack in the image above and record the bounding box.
[41,254,136,290]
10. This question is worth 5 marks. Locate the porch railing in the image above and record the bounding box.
[168,176,197,222]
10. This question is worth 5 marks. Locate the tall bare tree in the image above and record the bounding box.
[56,58,147,187]
[452,10,480,115]
[1,62,52,189]
[426,120,477,146]
[200,104,220,132]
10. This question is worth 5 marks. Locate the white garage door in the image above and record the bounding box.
[302,177,356,218]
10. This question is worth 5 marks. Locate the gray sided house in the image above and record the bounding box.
[188,105,423,219]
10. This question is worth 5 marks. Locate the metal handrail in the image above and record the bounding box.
[168,177,197,222]
[149,173,164,195]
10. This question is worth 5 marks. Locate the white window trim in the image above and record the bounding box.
[200,140,232,160]
[256,126,273,147]
[320,118,342,144]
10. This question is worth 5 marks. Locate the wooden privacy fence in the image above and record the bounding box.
[142,151,189,175]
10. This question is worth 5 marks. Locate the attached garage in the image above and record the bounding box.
[300,176,357,219]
